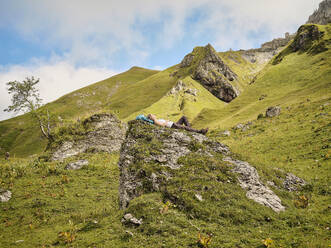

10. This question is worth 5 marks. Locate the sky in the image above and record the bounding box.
[0,0,321,121]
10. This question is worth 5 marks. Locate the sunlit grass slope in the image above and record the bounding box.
[125,76,226,122]
[193,24,331,130]
[0,67,159,157]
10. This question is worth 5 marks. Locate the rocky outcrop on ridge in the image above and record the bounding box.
[307,0,331,25]
[49,113,127,161]
[180,44,239,103]
[118,120,286,213]
[273,24,328,64]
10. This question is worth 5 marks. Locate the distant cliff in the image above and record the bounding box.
[307,0,331,25]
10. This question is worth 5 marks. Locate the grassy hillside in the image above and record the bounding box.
[0,67,159,157]
[193,24,331,129]
[0,23,330,247]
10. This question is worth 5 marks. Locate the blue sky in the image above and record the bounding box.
[0,0,320,120]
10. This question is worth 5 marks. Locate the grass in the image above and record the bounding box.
[0,67,159,157]
[0,23,330,248]
[193,24,331,130]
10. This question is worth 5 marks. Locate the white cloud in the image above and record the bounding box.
[0,0,320,58]
[0,59,116,121]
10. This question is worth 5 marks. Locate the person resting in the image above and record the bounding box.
[136,114,208,135]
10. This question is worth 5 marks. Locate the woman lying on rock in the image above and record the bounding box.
[136,114,208,135]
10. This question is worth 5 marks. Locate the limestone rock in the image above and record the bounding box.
[283,173,307,191]
[50,113,127,161]
[307,0,331,25]
[290,25,325,53]
[168,80,198,97]
[180,44,239,102]
[223,157,285,213]
[121,213,143,226]
[0,189,12,202]
[266,106,281,117]
[118,120,230,209]
[65,159,89,170]
[118,120,285,213]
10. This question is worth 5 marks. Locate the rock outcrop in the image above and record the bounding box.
[307,0,331,25]
[118,120,286,213]
[223,157,285,213]
[266,106,281,117]
[49,113,127,161]
[180,44,239,103]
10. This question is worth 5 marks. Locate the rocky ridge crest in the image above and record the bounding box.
[307,0,331,25]
[179,44,239,103]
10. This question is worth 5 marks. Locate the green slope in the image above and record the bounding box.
[0,23,330,248]
[0,66,159,157]
[193,24,331,129]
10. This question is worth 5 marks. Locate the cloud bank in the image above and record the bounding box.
[0,0,321,120]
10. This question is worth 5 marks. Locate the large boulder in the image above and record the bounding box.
[49,113,127,161]
[180,44,239,102]
[118,120,286,213]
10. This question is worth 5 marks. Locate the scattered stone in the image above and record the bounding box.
[184,88,198,96]
[0,189,12,202]
[65,159,89,170]
[283,173,307,191]
[125,230,134,237]
[234,123,244,130]
[233,122,253,131]
[266,106,281,117]
[50,113,127,161]
[267,181,277,188]
[5,152,9,160]
[121,213,143,226]
[223,157,285,213]
[195,194,203,202]
[15,240,24,243]
[222,130,231,136]
[259,94,267,100]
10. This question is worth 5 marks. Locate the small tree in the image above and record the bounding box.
[4,76,54,141]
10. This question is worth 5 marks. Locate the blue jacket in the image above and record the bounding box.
[136,114,154,124]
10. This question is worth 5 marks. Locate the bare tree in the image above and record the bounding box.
[4,77,54,141]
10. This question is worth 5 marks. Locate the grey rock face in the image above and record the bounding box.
[180,44,239,102]
[223,157,285,213]
[65,159,89,170]
[118,121,285,213]
[168,80,198,97]
[118,120,230,209]
[283,173,307,191]
[266,106,281,117]
[121,213,143,226]
[307,0,331,25]
[180,53,195,68]
[50,114,127,161]
[0,189,12,202]
[290,25,324,53]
